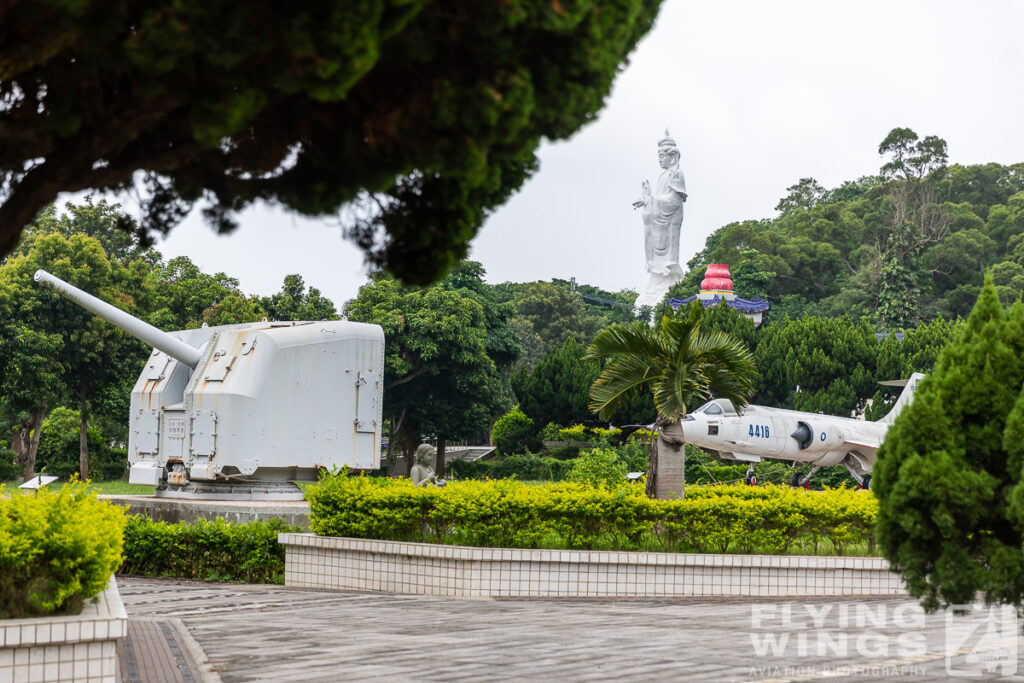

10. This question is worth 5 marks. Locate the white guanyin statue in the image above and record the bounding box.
[632,129,687,314]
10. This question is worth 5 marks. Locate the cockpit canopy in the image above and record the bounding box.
[689,398,738,417]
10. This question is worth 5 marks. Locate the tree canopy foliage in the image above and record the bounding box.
[343,262,518,474]
[0,0,663,285]
[493,279,640,373]
[512,337,599,430]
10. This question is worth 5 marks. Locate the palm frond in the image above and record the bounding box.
[587,321,665,361]
[585,299,758,423]
[589,355,658,420]
[652,362,704,419]
[692,332,758,410]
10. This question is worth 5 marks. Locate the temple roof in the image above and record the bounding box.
[668,294,770,313]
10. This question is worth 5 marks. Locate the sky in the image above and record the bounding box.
[71,0,1024,307]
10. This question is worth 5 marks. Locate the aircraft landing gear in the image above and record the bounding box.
[790,465,821,489]
[840,454,871,490]
[744,464,757,486]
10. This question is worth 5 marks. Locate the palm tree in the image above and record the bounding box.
[587,303,758,498]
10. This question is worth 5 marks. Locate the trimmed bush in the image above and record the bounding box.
[684,446,859,490]
[491,409,537,455]
[0,481,126,618]
[448,458,491,480]
[489,454,572,481]
[540,422,562,441]
[120,516,301,584]
[306,475,878,555]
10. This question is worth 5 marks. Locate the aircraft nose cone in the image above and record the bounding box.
[679,415,695,440]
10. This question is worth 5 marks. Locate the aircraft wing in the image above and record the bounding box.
[843,437,879,455]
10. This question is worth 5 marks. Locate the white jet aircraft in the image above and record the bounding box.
[678,373,924,489]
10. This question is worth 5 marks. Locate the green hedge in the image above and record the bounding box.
[306,476,878,556]
[32,407,127,481]
[99,448,128,481]
[0,481,126,618]
[449,454,573,481]
[451,443,648,483]
[0,447,20,481]
[120,516,301,584]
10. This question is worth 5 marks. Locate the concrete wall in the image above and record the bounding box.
[279,534,907,599]
[100,495,311,529]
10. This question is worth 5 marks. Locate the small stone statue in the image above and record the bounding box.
[410,443,446,487]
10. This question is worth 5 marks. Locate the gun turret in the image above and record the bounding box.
[34,269,202,368]
[33,268,385,499]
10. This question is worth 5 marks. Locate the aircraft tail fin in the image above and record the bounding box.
[879,372,925,424]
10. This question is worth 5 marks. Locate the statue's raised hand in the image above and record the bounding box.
[632,180,651,209]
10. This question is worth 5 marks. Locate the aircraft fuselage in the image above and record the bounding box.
[680,402,884,476]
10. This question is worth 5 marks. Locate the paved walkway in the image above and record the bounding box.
[117,577,1024,682]
[118,617,211,683]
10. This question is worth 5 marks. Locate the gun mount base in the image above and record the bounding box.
[155,479,305,501]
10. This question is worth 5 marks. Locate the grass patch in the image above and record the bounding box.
[91,481,156,495]
[2,480,155,496]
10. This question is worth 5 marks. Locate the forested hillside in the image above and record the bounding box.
[668,129,1024,327]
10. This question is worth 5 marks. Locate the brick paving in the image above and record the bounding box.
[117,619,206,683]
[117,577,1024,682]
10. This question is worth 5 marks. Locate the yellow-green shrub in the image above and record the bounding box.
[556,424,590,442]
[0,481,125,618]
[554,424,623,444]
[566,448,629,489]
[306,476,879,555]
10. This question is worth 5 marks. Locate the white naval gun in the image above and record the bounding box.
[35,269,384,500]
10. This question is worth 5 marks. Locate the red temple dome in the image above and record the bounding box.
[700,263,733,292]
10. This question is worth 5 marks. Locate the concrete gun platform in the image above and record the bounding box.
[117,577,1023,681]
[101,495,311,529]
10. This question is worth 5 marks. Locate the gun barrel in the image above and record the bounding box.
[34,269,203,368]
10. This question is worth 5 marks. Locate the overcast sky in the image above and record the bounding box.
[103,0,1024,307]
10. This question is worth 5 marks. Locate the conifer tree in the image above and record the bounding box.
[512,337,598,429]
[874,276,1024,610]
